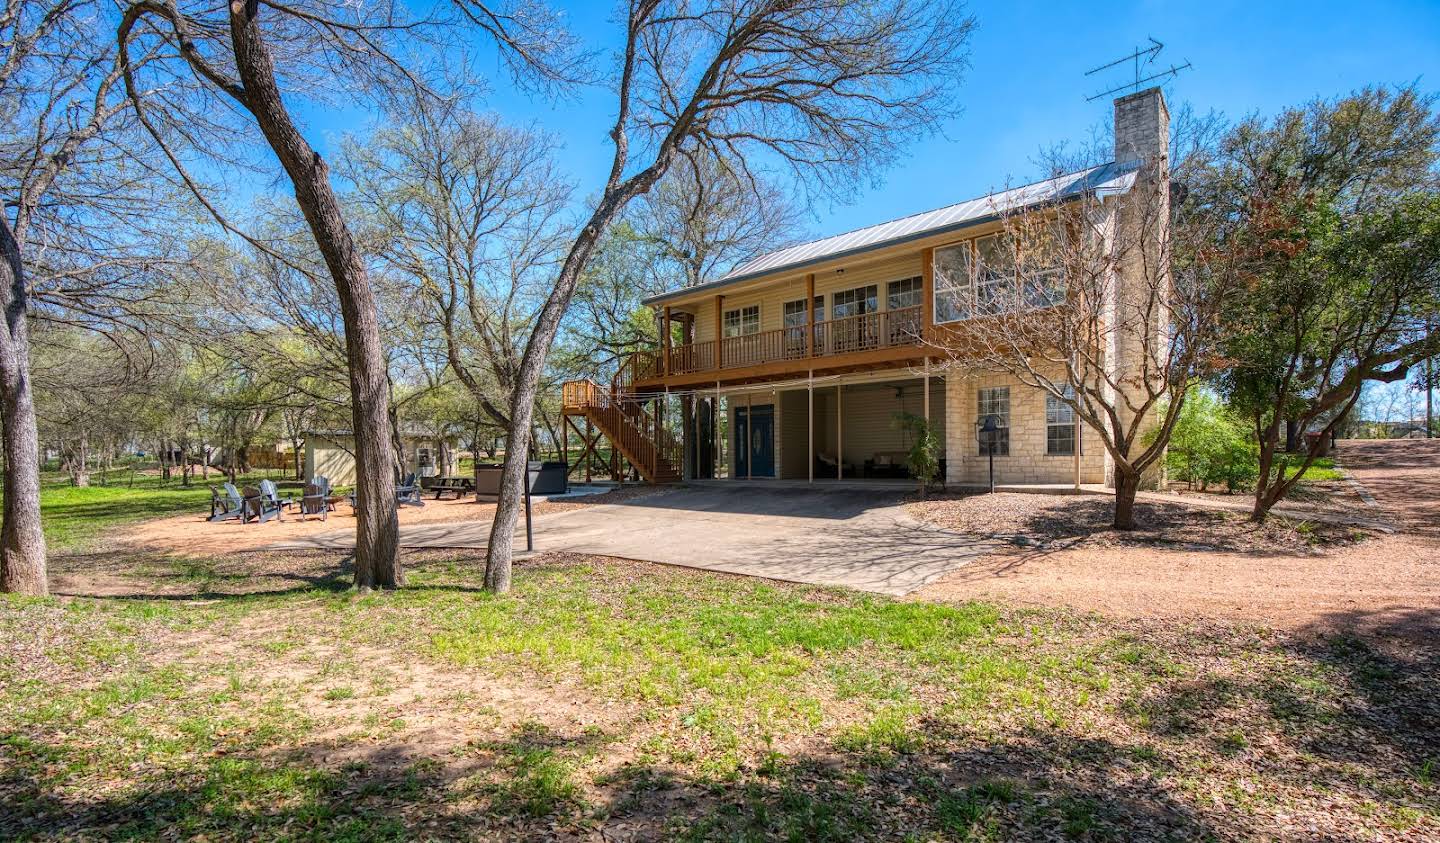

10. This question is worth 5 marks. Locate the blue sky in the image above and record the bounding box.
[452,0,1440,237]
[303,1,1439,418]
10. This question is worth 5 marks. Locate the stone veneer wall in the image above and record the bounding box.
[943,370,1107,487]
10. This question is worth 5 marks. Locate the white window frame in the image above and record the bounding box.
[933,242,972,324]
[782,296,824,327]
[977,386,1011,456]
[831,285,877,319]
[886,276,923,311]
[1045,386,1078,457]
[723,305,760,338]
[932,220,1067,324]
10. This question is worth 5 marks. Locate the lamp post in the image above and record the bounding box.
[976,414,1001,493]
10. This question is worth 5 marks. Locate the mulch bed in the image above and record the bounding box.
[908,491,1371,555]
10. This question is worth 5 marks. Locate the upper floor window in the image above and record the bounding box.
[832,285,877,319]
[934,243,972,323]
[723,305,760,337]
[933,221,1066,324]
[783,296,825,327]
[886,277,922,310]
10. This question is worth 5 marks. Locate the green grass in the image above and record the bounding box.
[1280,455,1344,483]
[2,554,1436,840]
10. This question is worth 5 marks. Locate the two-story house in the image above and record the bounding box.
[562,87,1170,490]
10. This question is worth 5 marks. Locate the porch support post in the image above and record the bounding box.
[746,391,753,480]
[807,371,814,483]
[714,295,724,369]
[922,246,935,341]
[584,417,593,483]
[715,381,722,478]
[836,383,844,479]
[662,305,672,377]
[806,273,816,358]
[923,357,931,424]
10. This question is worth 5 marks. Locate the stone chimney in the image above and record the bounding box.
[1114,86,1170,175]
[1105,86,1172,490]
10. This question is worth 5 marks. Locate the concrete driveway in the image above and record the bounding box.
[269,485,999,596]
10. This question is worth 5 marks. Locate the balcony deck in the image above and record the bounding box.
[622,306,930,391]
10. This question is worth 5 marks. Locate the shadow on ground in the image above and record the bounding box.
[0,719,1221,841]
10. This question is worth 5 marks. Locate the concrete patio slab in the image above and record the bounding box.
[266,485,999,596]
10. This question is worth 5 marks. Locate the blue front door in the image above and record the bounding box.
[735,404,775,477]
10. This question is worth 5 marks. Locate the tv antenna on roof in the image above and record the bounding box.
[1084,37,1191,101]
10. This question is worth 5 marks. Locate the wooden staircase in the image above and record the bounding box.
[561,379,682,484]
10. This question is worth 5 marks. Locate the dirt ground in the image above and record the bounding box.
[915,439,1440,638]
[115,487,658,556]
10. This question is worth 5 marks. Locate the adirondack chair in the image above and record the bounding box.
[261,479,292,511]
[295,483,328,522]
[208,484,245,522]
[242,483,284,524]
[396,472,425,507]
[308,475,335,511]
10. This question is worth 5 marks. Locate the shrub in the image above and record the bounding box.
[1167,392,1258,493]
[893,412,940,498]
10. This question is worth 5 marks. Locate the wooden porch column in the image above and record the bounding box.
[662,305,672,376]
[714,295,724,369]
[807,371,814,483]
[836,384,843,478]
[584,417,592,482]
[921,246,935,341]
[561,415,570,478]
[806,273,816,358]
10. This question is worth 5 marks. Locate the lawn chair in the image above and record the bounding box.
[396,472,425,507]
[295,483,328,522]
[260,479,292,512]
[311,475,333,510]
[242,483,284,524]
[208,484,245,522]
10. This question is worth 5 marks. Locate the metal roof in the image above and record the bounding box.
[642,160,1138,306]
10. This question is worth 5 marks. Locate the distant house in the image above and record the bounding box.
[303,428,459,485]
[563,88,1170,489]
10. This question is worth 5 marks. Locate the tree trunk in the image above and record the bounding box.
[1251,430,1279,523]
[71,436,90,487]
[0,214,48,595]
[227,0,399,588]
[486,248,606,591]
[1284,419,1300,452]
[484,152,671,591]
[1112,469,1139,530]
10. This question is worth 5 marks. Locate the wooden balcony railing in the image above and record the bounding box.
[667,339,715,375]
[622,306,924,385]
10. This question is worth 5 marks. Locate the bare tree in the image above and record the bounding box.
[1,0,175,594]
[480,0,975,592]
[341,99,571,440]
[113,0,464,588]
[632,150,803,289]
[926,152,1235,529]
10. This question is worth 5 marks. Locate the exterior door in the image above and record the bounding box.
[734,404,775,478]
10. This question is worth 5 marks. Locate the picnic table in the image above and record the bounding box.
[429,475,475,500]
